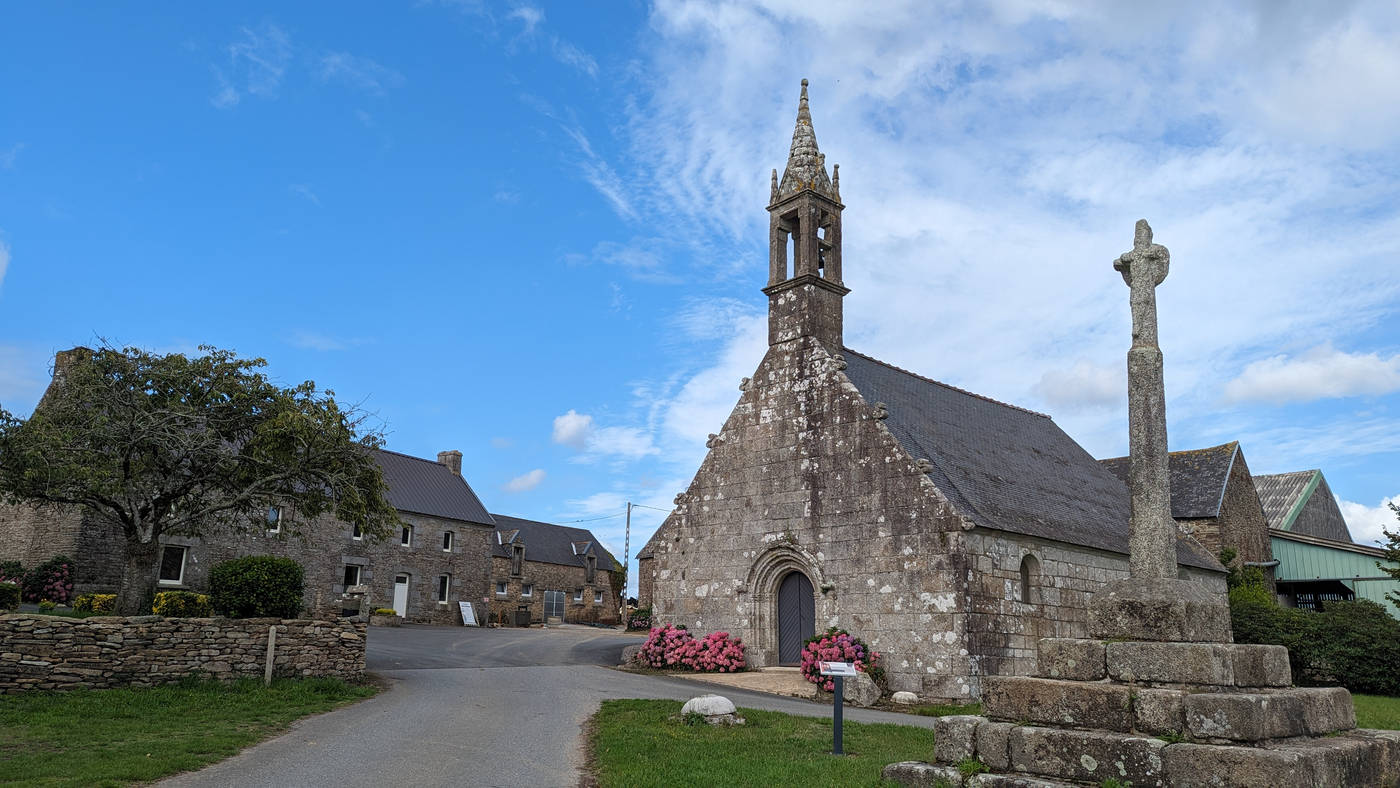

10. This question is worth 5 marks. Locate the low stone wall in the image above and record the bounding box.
[0,613,365,693]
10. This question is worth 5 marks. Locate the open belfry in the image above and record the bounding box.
[885,222,1400,786]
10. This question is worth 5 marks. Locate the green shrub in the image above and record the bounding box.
[153,590,213,617]
[0,582,19,610]
[37,599,56,612]
[372,608,397,615]
[21,556,74,604]
[0,560,22,585]
[208,556,304,619]
[72,593,116,613]
[1307,600,1400,695]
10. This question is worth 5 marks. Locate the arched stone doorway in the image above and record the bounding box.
[745,544,823,667]
[776,571,815,665]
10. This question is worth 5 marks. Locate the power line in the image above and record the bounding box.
[630,503,673,513]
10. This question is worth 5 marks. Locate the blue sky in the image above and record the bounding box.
[3,2,1399,589]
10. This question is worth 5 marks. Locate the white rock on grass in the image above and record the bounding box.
[892,691,919,705]
[682,694,736,716]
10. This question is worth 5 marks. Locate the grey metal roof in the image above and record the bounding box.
[1100,442,1239,519]
[372,449,495,526]
[841,349,1220,571]
[489,513,621,571]
[1254,470,1317,529]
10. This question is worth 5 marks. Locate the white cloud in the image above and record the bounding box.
[290,331,348,351]
[1224,346,1400,404]
[1033,360,1123,413]
[566,491,627,517]
[0,143,23,169]
[552,409,594,449]
[289,184,321,206]
[587,426,659,461]
[1338,495,1400,547]
[318,52,404,94]
[0,240,9,292]
[550,39,597,78]
[211,23,292,108]
[507,5,544,35]
[490,436,513,449]
[504,468,546,492]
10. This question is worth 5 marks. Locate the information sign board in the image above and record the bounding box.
[458,601,479,626]
[819,661,857,677]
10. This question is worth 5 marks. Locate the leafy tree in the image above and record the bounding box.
[1379,502,1400,612]
[0,345,403,614]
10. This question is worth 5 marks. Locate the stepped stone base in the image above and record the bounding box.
[1088,578,1232,643]
[885,632,1399,787]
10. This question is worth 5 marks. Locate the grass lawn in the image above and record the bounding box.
[1354,694,1400,730]
[0,676,377,787]
[587,699,932,787]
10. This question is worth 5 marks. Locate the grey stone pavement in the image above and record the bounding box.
[159,624,934,788]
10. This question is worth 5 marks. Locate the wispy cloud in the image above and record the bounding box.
[0,239,10,293]
[318,52,404,94]
[504,468,546,493]
[1224,345,1400,404]
[211,22,293,109]
[0,143,23,169]
[557,122,634,219]
[490,436,513,449]
[289,331,351,351]
[551,408,659,463]
[288,184,321,206]
[507,5,598,77]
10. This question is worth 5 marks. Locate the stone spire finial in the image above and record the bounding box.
[1116,219,1175,581]
[776,78,836,202]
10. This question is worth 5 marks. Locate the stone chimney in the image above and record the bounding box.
[437,450,463,476]
[37,347,94,408]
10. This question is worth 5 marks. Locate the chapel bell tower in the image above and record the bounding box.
[764,79,849,348]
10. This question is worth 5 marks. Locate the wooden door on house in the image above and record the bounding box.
[393,574,410,616]
[777,571,815,665]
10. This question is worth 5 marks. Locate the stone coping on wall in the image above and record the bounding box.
[0,613,366,693]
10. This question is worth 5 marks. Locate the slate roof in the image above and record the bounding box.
[1254,470,1318,529]
[372,449,495,526]
[840,349,1220,571]
[490,513,621,571]
[1099,442,1240,519]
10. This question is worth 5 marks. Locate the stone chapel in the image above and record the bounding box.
[637,81,1225,702]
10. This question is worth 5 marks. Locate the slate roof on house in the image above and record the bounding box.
[490,513,621,571]
[840,349,1220,571]
[372,449,495,526]
[1099,442,1240,519]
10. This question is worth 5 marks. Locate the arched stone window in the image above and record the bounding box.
[1019,554,1039,604]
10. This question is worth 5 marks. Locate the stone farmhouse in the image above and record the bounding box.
[0,350,619,626]
[638,81,1224,702]
[486,514,622,626]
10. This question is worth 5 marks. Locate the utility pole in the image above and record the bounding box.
[623,502,632,616]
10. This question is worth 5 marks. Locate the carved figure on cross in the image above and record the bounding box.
[1114,219,1169,347]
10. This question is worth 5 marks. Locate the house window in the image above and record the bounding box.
[343,565,361,588]
[401,525,413,547]
[521,584,533,598]
[266,505,282,534]
[443,531,454,552]
[495,581,507,596]
[511,544,524,576]
[352,522,363,540]
[594,590,603,604]
[586,555,597,583]
[1019,554,1040,604]
[573,589,584,603]
[438,575,451,604]
[158,545,187,585]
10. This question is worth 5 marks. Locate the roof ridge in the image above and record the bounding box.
[1101,440,1240,464]
[373,447,447,466]
[1256,469,1322,479]
[842,347,1051,419]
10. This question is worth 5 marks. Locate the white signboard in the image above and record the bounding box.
[458,601,479,627]
[819,661,857,677]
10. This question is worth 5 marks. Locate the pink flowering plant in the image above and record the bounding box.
[636,623,747,673]
[799,627,882,692]
[20,556,74,605]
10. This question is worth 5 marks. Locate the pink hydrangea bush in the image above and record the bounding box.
[799,627,881,692]
[636,623,747,673]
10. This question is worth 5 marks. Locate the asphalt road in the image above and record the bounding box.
[159,624,934,788]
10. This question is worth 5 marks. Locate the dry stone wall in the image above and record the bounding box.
[0,613,365,693]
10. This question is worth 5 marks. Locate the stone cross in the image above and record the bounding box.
[1115,219,1177,581]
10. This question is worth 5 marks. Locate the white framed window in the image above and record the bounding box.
[437,574,451,604]
[352,522,363,540]
[266,505,282,534]
[573,589,584,603]
[495,581,507,596]
[521,584,533,598]
[158,545,187,586]
[400,525,413,547]
[594,590,603,604]
[343,564,361,587]
[442,531,454,552]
